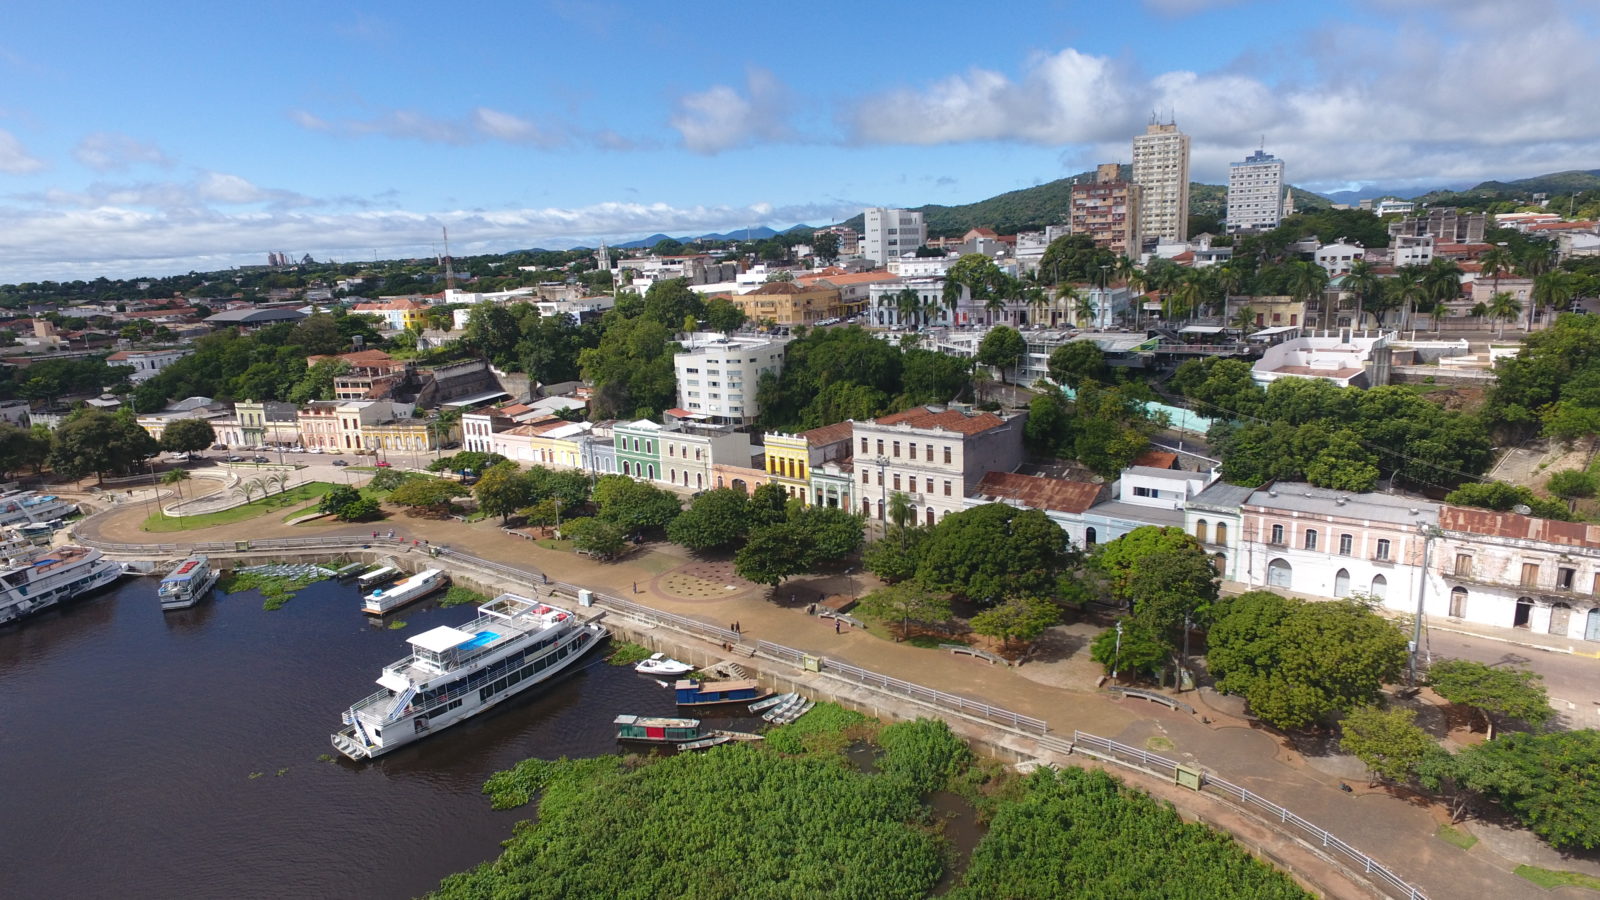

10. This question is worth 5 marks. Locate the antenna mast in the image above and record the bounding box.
[442,226,456,293]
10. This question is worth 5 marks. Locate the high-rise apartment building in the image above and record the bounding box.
[861,207,927,265]
[1069,163,1142,257]
[1131,120,1191,245]
[1226,149,1286,232]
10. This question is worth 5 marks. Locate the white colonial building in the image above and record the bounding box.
[861,207,927,267]
[673,333,787,426]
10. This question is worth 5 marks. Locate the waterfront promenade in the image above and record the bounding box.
[71,496,1600,899]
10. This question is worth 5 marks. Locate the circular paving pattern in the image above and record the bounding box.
[655,559,753,602]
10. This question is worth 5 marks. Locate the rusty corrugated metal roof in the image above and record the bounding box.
[974,471,1104,514]
[1440,505,1600,547]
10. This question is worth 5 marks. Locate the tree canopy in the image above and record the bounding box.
[158,417,216,454]
[914,504,1072,604]
[1207,591,1409,730]
[1426,659,1553,739]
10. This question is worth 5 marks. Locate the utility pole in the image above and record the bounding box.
[1409,524,1440,685]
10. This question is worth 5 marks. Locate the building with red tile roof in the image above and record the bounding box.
[852,405,1026,523]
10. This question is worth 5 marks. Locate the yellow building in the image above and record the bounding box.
[730,282,843,327]
[360,417,457,453]
[761,421,854,505]
[763,432,811,501]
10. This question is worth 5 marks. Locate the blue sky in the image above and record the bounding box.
[2,0,1598,281]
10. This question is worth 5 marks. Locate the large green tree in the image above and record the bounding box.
[474,461,536,524]
[1426,659,1553,739]
[667,488,754,551]
[1450,729,1600,849]
[48,408,159,480]
[1339,705,1438,786]
[385,477,468,513]
[968,595,1060,648]
[976,326,1026,384]
[858,582,953,641]
[579,314,679,419]
[734,521,816,588]
[914,504,1071,604]
[158,417,216,455]
[1207,592,1409,731]
[592,475,681,534]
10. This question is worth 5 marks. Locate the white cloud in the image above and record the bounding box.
[669,67,792,153]
[845,49,1141,146]
[845,3,1600,188]
[73,132,173,171]
[0,129,45,175]
[0,196,861,282]
[290,106,569,149]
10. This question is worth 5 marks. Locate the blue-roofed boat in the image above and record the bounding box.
[673,678,769,707]
[361,568,447,615]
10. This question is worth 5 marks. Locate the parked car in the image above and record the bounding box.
[375,461,392,468]
[212,443,228,451]
[226,455,244,462]
[252,456,269,463]
[308,447,323,454]
[331,458,348,467]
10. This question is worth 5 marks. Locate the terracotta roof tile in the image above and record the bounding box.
[1440,505,1600,547]
[799,421,854,447]
[871,405,1008,435]
[1132,450,1179,470]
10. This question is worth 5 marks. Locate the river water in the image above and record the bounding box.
[0,576,684,899]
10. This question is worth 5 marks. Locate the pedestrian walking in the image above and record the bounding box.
[632,581,638,594]
[834,618,841,634]
[734,621,741,634]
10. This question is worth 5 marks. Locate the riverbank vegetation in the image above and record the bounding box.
[435,706,1306,899]
[437,585,490,608]
[218,569,325,610]
[603,641,652,667]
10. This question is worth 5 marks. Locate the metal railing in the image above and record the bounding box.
[754,638,1045,734]
[552,580,741,645]
[1072,732,1424,900]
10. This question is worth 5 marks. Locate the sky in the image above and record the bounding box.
[2,0,1599,283]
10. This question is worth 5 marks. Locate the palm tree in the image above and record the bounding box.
[1074,292,1096,329]
[1488,291,1522,338]
[266,471,291,496]
[1287,260,1330,327]
[1343,260,1382,329]
[941,276,965,326]
[894,287,921,329]
[1422,258,1463,333]
[1230,305,1258,333]
[1531,271,1577,331]
[1389,266,1426,332]
[1478,246,1511,298]
[919,295,943,328]
[161,468,190,505]
[1168,274,1204,323]
[1471,301,1489,325]
[233,480,260,504]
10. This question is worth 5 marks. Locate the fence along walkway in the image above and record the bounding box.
[1072,731,1425,900]
[755,639,1047,734]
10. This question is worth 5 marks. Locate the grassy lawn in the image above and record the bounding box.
[281,484,391,524]
[143,482,336,532]
[1515,864,1600,891]
[1436,824,1478,850]
[535,538,574,551]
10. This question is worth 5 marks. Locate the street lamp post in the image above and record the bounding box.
[1111,620,1123,682]
[874,455,889,533]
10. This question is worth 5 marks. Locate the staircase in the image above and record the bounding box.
[384,686,417,722]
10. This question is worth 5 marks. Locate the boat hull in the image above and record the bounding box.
[0,556,125,627]
[332,623,606,760]
[160,569,220,611]
[361,573,447,615]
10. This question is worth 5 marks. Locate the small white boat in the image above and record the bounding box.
[158,555,220,611]
[357,566,398,590]
[771,699,815,725]
[749,692,795,713]
[762,694,807,723]
[362,568,447,615]
[634,652,694,676]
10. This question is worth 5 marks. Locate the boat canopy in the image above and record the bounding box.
[408,625,477,653]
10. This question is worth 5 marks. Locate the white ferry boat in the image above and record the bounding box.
[0,544,125,627]
[158,555,220,611]
[361,568,447,615]
[0,490,77,529]
[332,592,605,759]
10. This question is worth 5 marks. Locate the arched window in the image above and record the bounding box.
[646,464,655,480]
[1267,558,1292,588]
[1515,598,1533,629]
[1305,529,1318,551]
[1334,568,1350,597]
[1549,602,1573,636]
[1586,607,1600,642]
[1370,574,1388,599]
[1085,527,1097,548]
[1450,587,1468,618]
[876,499,885,520]
[1214,522,1228,545]
[622,461,631,476]
[926,507,935,526]
[1212,553,1226,574]
[1195,520,1210,544]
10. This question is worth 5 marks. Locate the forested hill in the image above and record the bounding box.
[838,167,1330,238]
